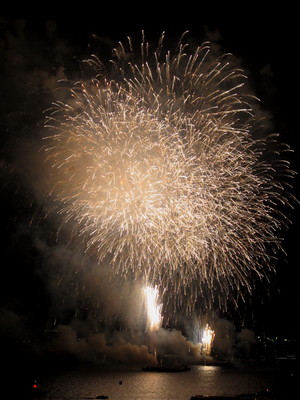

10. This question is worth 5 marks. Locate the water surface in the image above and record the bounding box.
[38,364,295,400]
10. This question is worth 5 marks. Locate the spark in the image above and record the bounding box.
[43,32,295,313]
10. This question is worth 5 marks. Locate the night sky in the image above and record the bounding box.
[0,11,298,374]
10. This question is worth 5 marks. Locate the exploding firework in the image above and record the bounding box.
[43,32,295,313]
[202,324,215,355]
[143,286,162,332]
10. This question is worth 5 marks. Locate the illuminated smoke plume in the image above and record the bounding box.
[43,32,295,313]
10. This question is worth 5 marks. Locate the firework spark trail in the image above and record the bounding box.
[43,32,295,312]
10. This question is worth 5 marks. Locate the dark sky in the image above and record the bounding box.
[0,13,298,360]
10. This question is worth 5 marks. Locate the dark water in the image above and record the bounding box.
[31,363,295,400]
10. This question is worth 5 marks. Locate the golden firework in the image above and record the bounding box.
[44,32,295,312]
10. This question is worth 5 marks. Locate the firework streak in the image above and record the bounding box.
[44,32,295,312]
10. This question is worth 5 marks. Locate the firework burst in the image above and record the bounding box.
[43,32,295,313]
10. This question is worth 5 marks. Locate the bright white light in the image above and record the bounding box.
[143,286,162,331]
[202,324,215,354]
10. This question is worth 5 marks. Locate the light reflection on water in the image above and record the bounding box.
[43,365,292,400]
